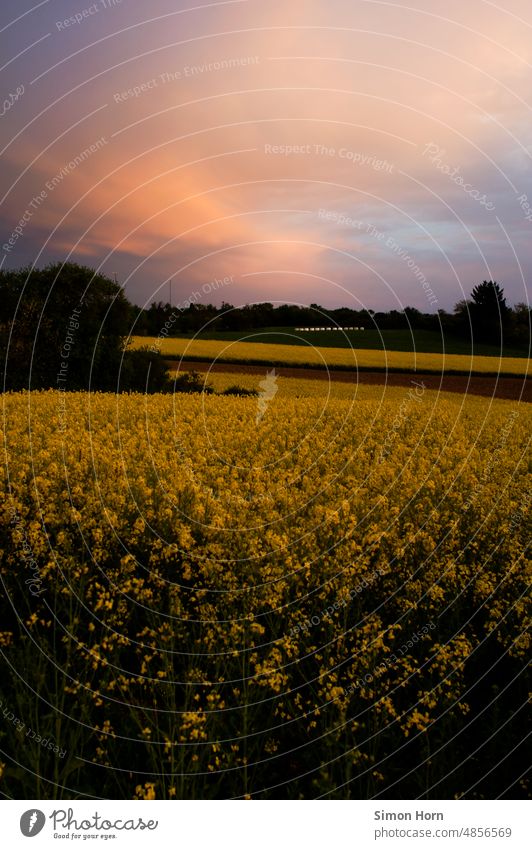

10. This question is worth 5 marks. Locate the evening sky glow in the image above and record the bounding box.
[1,0,531,310]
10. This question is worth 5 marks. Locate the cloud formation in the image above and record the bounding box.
[1,0,531,309]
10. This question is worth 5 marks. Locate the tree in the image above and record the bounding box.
[452,298,472,338]
[0,262,132,391]
[469,280,511,344]
[509,302,531,350]
[118,347,173,393]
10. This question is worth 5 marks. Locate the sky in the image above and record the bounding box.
[1,0,531,312]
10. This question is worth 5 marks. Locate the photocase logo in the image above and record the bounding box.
[20,809,46,837]
[256,368,279,424]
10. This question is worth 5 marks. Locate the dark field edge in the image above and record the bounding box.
[164,356,530,379]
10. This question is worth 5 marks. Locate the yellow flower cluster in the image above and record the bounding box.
[135,335,531,375]
[0,387,529,799]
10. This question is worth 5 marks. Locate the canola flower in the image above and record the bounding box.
[134,335,531,376]
[0,387,530,800]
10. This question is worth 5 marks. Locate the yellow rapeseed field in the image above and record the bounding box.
[180,370,494,403]
[135,335,531,376]
[0,387,530,799]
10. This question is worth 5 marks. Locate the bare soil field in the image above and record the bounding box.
[170,360,531,402]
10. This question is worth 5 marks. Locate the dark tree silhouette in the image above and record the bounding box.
[509,302,531,351]
[469,280,511,344]
[0,262,132,391]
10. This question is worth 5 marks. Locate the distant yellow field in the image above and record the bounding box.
[134,336,530,376]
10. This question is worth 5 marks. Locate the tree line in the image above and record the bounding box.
[138,282,530,348]
[0,263,529,393]
[0,263,168,392]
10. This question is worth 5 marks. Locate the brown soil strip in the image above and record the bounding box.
[168,361,531,402]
